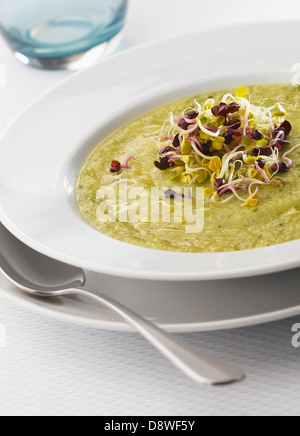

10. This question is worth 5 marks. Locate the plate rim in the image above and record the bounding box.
[1,271,300,332]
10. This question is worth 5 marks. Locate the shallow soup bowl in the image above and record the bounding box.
[1,21,300,283]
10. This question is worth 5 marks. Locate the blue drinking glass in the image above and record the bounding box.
[0,0,128,70]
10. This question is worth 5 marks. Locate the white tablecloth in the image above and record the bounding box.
[0,0,300,416]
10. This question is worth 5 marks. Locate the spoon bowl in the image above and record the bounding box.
[0,224,85,293]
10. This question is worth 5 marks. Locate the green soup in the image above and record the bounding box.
[76,84,300,253]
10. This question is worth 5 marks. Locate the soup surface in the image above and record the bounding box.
[76,84,300,252]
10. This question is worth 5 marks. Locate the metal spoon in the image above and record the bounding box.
[0,223,244,385]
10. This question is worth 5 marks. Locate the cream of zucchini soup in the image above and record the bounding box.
[76,84,300,253]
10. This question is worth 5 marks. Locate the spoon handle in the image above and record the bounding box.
[72,287,245,386]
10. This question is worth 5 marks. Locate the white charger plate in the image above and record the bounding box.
[0,269,300,333]
[1,21,300,281]
[1,267,300,332]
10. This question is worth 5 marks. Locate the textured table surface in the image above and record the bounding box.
[0,0,300,416]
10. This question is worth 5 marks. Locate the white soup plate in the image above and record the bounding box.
[0,21,300,281]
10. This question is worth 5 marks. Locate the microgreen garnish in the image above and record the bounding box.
[110,153,135,173]
[154,156,176,170]
[154,87,300,207]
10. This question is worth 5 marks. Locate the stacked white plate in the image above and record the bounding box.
[1,21,299,331]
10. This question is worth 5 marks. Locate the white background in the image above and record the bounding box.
[1,0,300,416]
